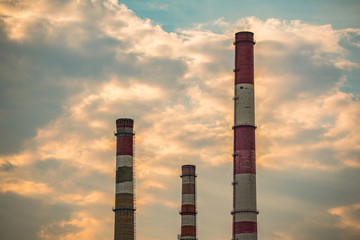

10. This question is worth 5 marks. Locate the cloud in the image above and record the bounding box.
[0,160,15,172]
[329,202,360,232]
[257,79,360,170]
[0,1,359,240]
[213,17,360,171]
[147,1,169,10]
[37,211,111,240]
[0,179,53,195]
[258,167,360,240]
[0,192,74,240]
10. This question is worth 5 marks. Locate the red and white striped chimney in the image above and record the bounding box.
[232,31,258,240]
[179,165,197,240]
[114,118,135,240]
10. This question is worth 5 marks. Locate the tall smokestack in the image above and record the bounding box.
[114,118,135,240]
[179,165,197,240]
[232,32,258,240]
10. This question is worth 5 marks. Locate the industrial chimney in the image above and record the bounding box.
[114,118,135,240]
[179,165,197,240]
[232,32,258,240]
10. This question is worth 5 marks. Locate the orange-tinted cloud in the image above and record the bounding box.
[0,1,359,240]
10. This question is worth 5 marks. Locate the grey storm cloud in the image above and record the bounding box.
[28,158,113,194]
[258,167,360,240]
[0,192,74,240]
[0,30,65,154]
[0,160,15,172]
[0,25,119,154]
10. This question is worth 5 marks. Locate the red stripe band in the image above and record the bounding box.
[182,165,196,176]
[234,127,255,150]
[234,126,255,174]
[181,204,196,214]
[234,149,256,174]
[234,32,254,85]
[116,119,133,128]
[182,183,195,194]
[116,136,133,156]
[181,225,196,237]
[233,221,257,234]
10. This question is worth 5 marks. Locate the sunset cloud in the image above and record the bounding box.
[0,0,359,240]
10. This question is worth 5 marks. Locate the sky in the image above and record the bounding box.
[0,0,359,239]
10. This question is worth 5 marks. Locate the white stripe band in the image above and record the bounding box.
[182,176,195,184]
[116,155,133,168]
[234,83,255,126]
[234,174,256,210]
[116,127,133,133]
[182,194,195,205]
[181,215,196,226]
[116,182,133,194]
[234,211,257,222]
[234,233,257,240]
